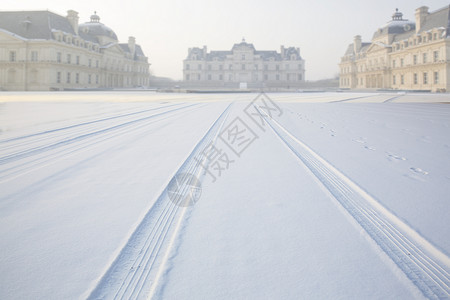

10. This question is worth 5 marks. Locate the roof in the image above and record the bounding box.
[0,10,75,40]
[118,44,146,57]
[372,19,415,39]
[344,42,371,56]
[78,22,118,41]
[418,5,450,36]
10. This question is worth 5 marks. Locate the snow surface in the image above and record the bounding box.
[0,92,449,299]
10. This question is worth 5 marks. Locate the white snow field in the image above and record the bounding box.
[0,92,449,300]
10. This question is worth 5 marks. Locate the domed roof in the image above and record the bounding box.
[373,8,415,39]
[78,12,118,42]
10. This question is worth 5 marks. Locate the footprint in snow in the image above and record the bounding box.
[353,138,366,144]
[364,146,376,151]
[387,153,407,161]
[410,167,429,175]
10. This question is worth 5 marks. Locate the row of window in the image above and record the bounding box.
[186,63,303,71]
[393,31,443,51]
[53,32,100,52]
[56,71,99,85]
[186,73,303,81]
[8,51,147,74]
[393,72,439,85]
[393,51,440,68]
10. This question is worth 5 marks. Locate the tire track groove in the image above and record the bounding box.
[257,107,450,299]
[87,103,232,300]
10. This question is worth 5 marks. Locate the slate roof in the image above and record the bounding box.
[0,10,148,60]
[187,43,302,61]
[344,42,371,56]
[418,5,450,36]
[0,10,75,40]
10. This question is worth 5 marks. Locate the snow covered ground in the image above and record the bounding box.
[0,92,449,299]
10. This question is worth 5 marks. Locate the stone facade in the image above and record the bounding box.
[340,5,450,92]
[183,39,305,89]
[0,10,150,91]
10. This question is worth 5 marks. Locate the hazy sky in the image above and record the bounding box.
[2,0,449,80]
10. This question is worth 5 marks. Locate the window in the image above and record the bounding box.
[198,64,202,70]
[31,51,38,62]
[76,56,80,65]
[298,64,302,70]
[413,55,417,65]
[229,74,233,81]
[287,74,290,81]
[423,72,428,84]
[219,74,223,80]
[264,74,268,80]
[241,54,245,60]
[276,65,279,71]
[413,73,418,84]
[392,60,396,68]
[9,51,16,62]
[186,74,190,81]
[67,54,71,64]
[67,72,71,83]
[264,65,268,71]
[208,65,211,71]
[393,75,396,85]
[186,64,190,70]
[89,59,92,67]
[434,72,439,84]
[254,64,258,70]
[219,65,223,70]
[433,33,437,40]
[401,75,404,85]
[208,74,211,80]
[96,75,99,84]
[276,74,280,80]
[76,73,79,84]
[285,64,289,70]
[57,72,61,83]
[197,74,200,80]
[229,64,233,70]
[57,52,61,63]
[96,60,99,68]
[433,51,439,62]
[88,74,92,84]
[423,53,427,64]
[241,64,245,70]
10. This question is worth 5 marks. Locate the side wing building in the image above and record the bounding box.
[339,5,450,92]
[0,10,150,91]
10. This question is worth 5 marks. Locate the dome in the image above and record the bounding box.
[373,8,415,39]
[78,12,118,42]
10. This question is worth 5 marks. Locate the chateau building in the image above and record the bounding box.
[0,10,150,91]
[183,39,305,89]
[340,5,450,92]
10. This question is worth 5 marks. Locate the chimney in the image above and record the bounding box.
[354,35,362,53]
[128,36,136,56]
[67,10,79,35]
[280,45,285,58]
[415,6,429,33]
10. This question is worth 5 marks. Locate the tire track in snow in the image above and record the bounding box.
[0,103,196,164]
[0,103,183,152]
[0,104,204,183]
[86,103,233,300]
[257,107,450,299]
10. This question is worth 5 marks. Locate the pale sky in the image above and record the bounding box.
[2,0,449,80]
